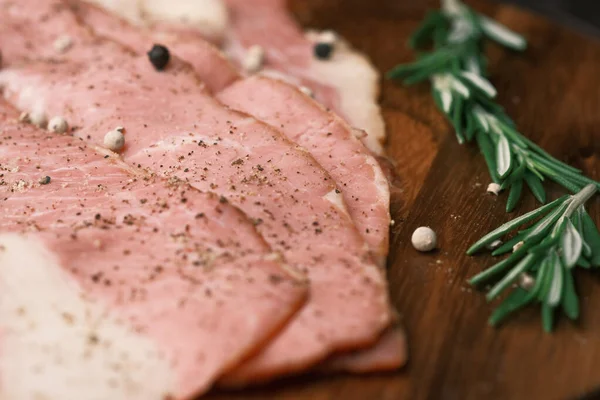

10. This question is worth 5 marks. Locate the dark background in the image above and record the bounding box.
[504,0,600,37]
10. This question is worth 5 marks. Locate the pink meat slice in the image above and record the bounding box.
[218,76,390,267]
[67,0,240,93]
[0,0,392,385]
[319,326,408,374]
[220,0,386,155]
[23,0,403,379]
[70,1,405,378]
[71,1,391,264]
[0,99,307,399]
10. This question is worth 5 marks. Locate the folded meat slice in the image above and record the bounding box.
[0,100,307,399]
[0,0,392,385]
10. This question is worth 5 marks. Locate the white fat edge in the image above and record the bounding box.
[86,0,229,41]
[141,0,229,41]
[84,0,144,25]
[0,234,175,400]
[364,156,391,210]
[258,68,302,86]
[0,71,47,116]
[298,41,385,155]
[323,189,351,219]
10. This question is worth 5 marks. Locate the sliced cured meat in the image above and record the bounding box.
[319,326,408,374]
[221,0,386,155]
[0,99,307,399]
[68,1,240,93]
[0,0,392,385]
[218,76,390,266]
[73,0,385,154]
[72,0,390,275]
[69,1,404,378]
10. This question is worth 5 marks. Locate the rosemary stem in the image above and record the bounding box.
[564,184,598,218]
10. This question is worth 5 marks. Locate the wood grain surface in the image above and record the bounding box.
[207,1,600,399]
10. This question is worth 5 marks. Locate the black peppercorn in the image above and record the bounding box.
[39,176,51,185]
[147,44,170,71]
[314,42,333,60]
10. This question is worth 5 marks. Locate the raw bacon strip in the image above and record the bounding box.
[218,76,390,267]
[0,0,392,385]
[0,100,307,399]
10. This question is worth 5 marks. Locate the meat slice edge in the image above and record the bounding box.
[0,99,307,399]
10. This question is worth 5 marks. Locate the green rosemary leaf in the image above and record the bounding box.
[496,135,513,179]
[479,15,527,51]
[466,196,568,255]
[433,19,451,48]
[577,257,591,269]
[450,76,471,98]
[486,253,539,301]
[501,161,526,191]
[573,210,592,259]
[524,171,547,204]
[488,288,533,327]
[452,96,465,144]
[403,68,444,85]
[409,11,447,49]
[522,200,571,243]
[530,153,597,188]
[547,253,564,307]
[496,121,529,149]
[562,268,579,320]
[535,255,554,301]
[531,162,583,193]
[473,93,506,117]
[561,218,583,269]
[464,111,476,142]
[581,209,600,266]
[506,179,523,212]
[460,71,497,98]
[475,130,500,183]
[542,302,555,333]
[469,244,531,286]
[520,136,583,174]
[431,87,445,112]
[491,228,531,256]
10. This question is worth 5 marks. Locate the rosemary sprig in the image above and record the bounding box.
[388,0,599,211]
[390,0,600,331]
[468,184,600,331]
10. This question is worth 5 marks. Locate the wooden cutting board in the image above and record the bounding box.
[207,1,600,399]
